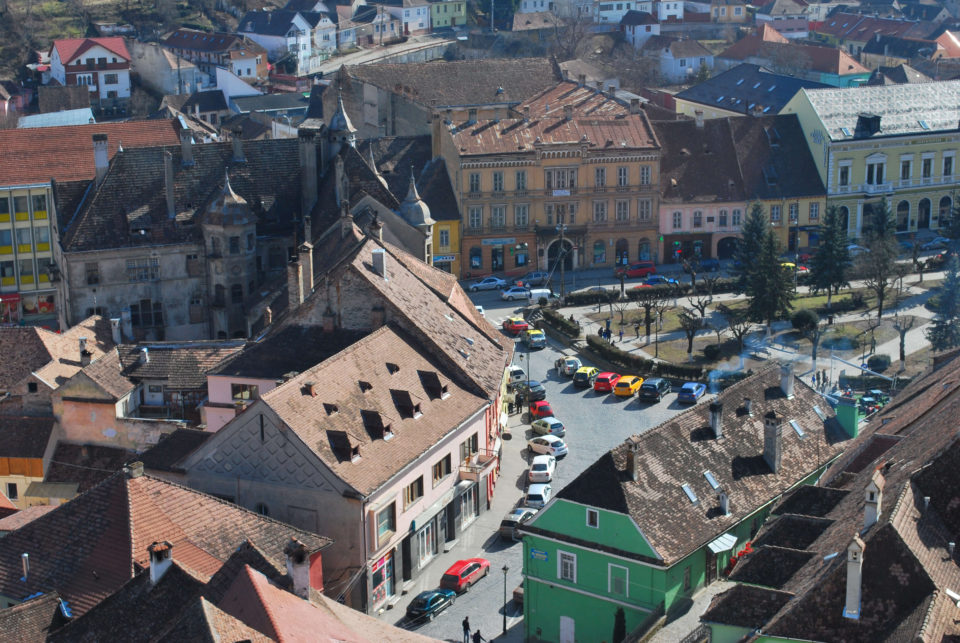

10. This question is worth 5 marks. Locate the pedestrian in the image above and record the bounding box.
[598,326,604,339]
[605,318,612,332]
[619,328,624,343]
[516,394,524,415]
[635,323,640,339]
[462,617,471,643]
[507,396,515,415]
[473,630,486,643]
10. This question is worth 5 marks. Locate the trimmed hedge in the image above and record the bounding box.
[703,344,722,360]
[564,289,621,306]
[838,374,909,391]
[867,354,891,372]
[586,335,704,380]
[542,307,581,338]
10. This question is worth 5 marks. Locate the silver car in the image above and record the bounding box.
[531,417,565,437]
[469,277,507,291]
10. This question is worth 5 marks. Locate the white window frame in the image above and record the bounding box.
[732,209,742,226]
[638,199,651,222]
[639,165,651,185]
[608,563,629,596]
[615,200,629,221]
[837,161,852,188]
[809,202,819,220]
[558,550,577,582]
[673,211,682,229]
[586,508,599,527]
[943,152,955,178]
[770,205,781,222]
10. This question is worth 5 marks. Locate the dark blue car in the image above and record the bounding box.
[678,382,706,404]
[644,275,679,286]
[406,589,456,623]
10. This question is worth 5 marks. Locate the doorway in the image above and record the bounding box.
[559,616,575,643]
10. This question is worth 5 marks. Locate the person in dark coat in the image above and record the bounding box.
[462,617,471,643]
[473,630,486,643]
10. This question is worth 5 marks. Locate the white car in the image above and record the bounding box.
[922,237,950,251]
[528,455,556,483]
[525,483,552,509]
[501,286,531,301]
[469,277,507,292]
[532,417,565,437]
[527,435,568,458]
[555,357,582,377]
[847,244,868,257]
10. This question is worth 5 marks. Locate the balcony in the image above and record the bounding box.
[459,449,498,482]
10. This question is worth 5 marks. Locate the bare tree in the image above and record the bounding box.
[686,291,713,321]
[549,11,592,61]
[650,296,675,359]
[718,303,754,357]
[893,315,917,371]
[678,308,703,362]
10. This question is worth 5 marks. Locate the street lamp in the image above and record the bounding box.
[502,563,509,635]
[556,222,568,301]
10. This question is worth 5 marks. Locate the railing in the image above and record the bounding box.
[459,449,498,481]
[463,185,656,200]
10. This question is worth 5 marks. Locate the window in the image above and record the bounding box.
[514,204,529,228]
[593,201,607,222]
[439,228,450,249]
[639,165,651,185]
[231,382,259,402]
[593,240,606,264]
[838,165,850,187]
[376,502,396,546]
[104,73,118,85]
[944,154,954,178]
[469,173,481,193]
[459,433,478,461]
[673,211,682,229]
[558,551,577,582]
[491,205,506,230]
[16,227,31,248]
[545,168,577,191]
[900,159,912,181]
[595,167,606,189]
[515,170,527,192]
[638,199,651,222]
[5,483,17,501]
[492,171,504,192]
[13,196,26,218]
[468,207,482,231]
[27,382,38,393]
[231,284,243,304]
[718,209,728,227]
[866,161,885,185]
[85,262,100,285]
[126,257,160,282]
[469,247,482,269]
[770,205,781,222]
[617,166,628,187]
[432,454,452,485]
[404,476,424,509]
[809,203,819,220]
[609,564,628,596]
[31,194,46,214]
[19,258,33,283]
[789,203,799,222]
[679,58,687,67]
[130,299,163,328]
[693,211,703,228]
[229,236,240,255]
[34,226,49,249]
[616,200,629,221]
[0,196,8,220]
[922,157,933,179]
[734,5,742,14]
[732,209,742,226]
[586,508,599,528]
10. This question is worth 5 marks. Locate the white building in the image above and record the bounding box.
[49,37,131,107]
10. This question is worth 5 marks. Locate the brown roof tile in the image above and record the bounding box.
[730,114,825,200]
[516,81,634,119]
[0,416,56,459]
[80,349,136,400]
[43,443,135,493]
[116,340,245,389]
[139,428,213,473]
[0,592,69,643]
[653,117,745,204]
[701,583,793,629]
[161,596,273,643]
[0,505,57,532]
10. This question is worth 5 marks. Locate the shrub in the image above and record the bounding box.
[925,293,941,313]
[542,308,580,338]
[866,354,891,372]
[703,344,722,360]
[564,290,619,306]
[537,297,548,307]
[791,308,820,332]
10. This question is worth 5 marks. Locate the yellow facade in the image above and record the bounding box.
[0,187,57,324]
[0,457,44,510]
[674,98,744,121]
[432,219,462,276]
[711,0,750,23]
[757,195,830,253]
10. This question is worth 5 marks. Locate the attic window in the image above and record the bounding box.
[736,78,744,85]
[359,380,373,393]
[918,120,930,130]
[361,410,393,440]
[328,430,360,462]
[841,127,852,137]
[753,82,761,89]
[767,85,776,92]
[813,405,826,421]
[765,127,781,147]
[323,403,339,416]
[418,370,449,400]
[716,95,725,103]
[390,389,420,419]
[789,419,807,439]
[682,484,699,505]
[704,470,720,490]
[386,362,400,374]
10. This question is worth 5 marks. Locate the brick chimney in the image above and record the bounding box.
[288,259,304,309]
[93,134,109,186]
[284,537,311,600]
[710,401,723,439]
[148,541,174,585]
[624,436,641,482]
[864,469,884,530]
[843,535,865,619]
[763,411,782,474]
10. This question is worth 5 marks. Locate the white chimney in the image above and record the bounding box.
[371,248,387,279]
[843,535,865,620]
[780,362,795,399]
[625,436,641,482]
[709,401,723,439]
[288,259,304,310]
[744,397,753,416]
[179,130,194,166]
[148,541,174,585]
[231,130,246,162]
[163,150,176,219]
[863,469,884,530]
[110,318,122,345]
[93,134,109,186]
[284,537,311,600]
[763,411,783,474]
[299,242,314,294]
[79,336,91,367]
[20,553,28,581]
[719,491,730,516]
[695,110,704,128]
[140,347,149,364]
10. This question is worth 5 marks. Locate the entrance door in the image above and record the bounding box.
[918,198,931,229]
[559,616,575,643]
[706,550,718,584]
[459,484,477,528]
[491,247,504,272]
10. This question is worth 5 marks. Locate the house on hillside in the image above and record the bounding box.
[640,36,715,83]
[48,38,131,110]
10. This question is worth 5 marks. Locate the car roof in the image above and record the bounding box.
[597,371,618,377]
[528,483,550,492]
[537,416,561,424]
[531,454,554,463]
[681,381,700,388]
[618,375,638,382]
[642,377,663,385]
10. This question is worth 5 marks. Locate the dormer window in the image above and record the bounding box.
[323,403,339,415]
[359,380,372,393]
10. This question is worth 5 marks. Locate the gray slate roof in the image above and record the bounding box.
[676,63,830,116]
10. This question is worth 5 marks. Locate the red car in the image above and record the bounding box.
[615,261,657,279]
[440,558,490,593]
[593,372,621,393]
[529,401,554,420]
[502,317,529,334]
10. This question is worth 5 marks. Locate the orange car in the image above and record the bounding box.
[614,375,644,397]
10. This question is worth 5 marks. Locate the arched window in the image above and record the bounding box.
[615,239,629,266]
[896,200,910,232]
[593,240,606,264]
[939,196,952,222]
[918,198,931,229]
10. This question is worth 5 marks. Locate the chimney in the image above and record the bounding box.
[719,491,730,516]
[79,336,91,367]
[340,202,354,240]
[369,216,383,242]
[299,127,319,218]
[624,436,641,482]
[843,535,866,620]
[126,461,144,478]
[629,98,641,114]
[110,318,122,345]
[924,496,930,512]
[864,469,884,530]
[445,108,452,124]
[371,248,387,279]
[322,306,336,333]
[284,538,311,600]
[763,411,783,474]
[304,381,318,397]
[121,308,133,342]
[563,104,573,120]
[709,401,723,439]
[606,84,617,95]
[780,362,794,399]
[303,215,312,245]
[298,242,314,294]
[875,32,881,42]
[164,151,176,219]
[744,397,753,416]
[577,73,586,86]
[523,106,530,122]
[93,134,109,186]
[264,306,273,326]
[695,110,704,128]
[949,542,956,558]
[231,130,246,162]
[148,541,174,585]
[836,395,861,439]
[179,131,194,166]
[140,347,149,364]
[288,259,304,309]
[20,553,28,581]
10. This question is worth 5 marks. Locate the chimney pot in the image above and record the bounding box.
[763,411,783,474]
[625,436,641,482]
[140,347,149,364]
[21,553,28,581]
[843,535,865,619]
[92,134,109,186]
[304,381,318,396]
[924,496,931,512]
[629,98,641,114]
[299,242,314,295]
[719,491,730,516]
[863,470,884,530]
[126,461,144,478]
[179,131,194,166]
[949,542,956,557]
[110,318,122,346]
[695,110,704,128]
[288,259,304,309]
[709,401,724,439]
[780,362,795,398]
[148,541,174,585]
[284,537,311,600]
[371,248,387,279]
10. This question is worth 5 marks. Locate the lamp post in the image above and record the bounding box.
[502,563,509,635]
[556,221,568,301]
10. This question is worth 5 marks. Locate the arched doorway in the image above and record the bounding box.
[615,238,629,266]
[592,240,606,265]
[918,198,931,229]
[839,206,850,233]
[896,200,910,232]
[717,236,738,259]
[939,196,952,226]
[547,238,574,271]
[638,239,651,261]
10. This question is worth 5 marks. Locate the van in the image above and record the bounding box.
[528,288,559,304]
[507,365,526,390]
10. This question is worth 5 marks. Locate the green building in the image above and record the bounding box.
[428,0,466,29]
[519,364,856,643]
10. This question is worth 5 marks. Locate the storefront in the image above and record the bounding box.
[663,233,713,263]
[434,254,456,274]
[0,293,19,324]
[370,549,395,610]
[401,486,457,582]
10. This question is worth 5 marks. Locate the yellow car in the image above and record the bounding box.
[614,375,644,397]
[572,366,600,388]
[523,329,547,349]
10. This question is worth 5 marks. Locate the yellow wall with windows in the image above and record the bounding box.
[0,457,44,510]
[432,220,462,276]
[760,195,829,251]
[674,98,744,121]
[0,186,57,323]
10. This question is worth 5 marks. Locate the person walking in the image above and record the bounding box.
[634,323,640,339]
[472,630,486,643]
[516,393,524,416]
[462,617,471,643]
[619,328,624,343]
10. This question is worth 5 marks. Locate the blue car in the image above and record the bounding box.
[677,382,706,404]
[406,589,456,623]
[644,275,679,286]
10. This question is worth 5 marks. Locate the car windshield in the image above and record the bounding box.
[441,574,458,584]
[532,463,547,471]
[411,596,430,608]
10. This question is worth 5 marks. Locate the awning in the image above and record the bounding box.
[499,412,508,430]
[410,486,456,533]
[707,533,737,554]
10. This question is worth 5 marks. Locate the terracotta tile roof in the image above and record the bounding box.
[0,505,57,532]
[52,37,130,63]
[726,545,813,588]
[0,416,56,459]
[43,443,135,494]
[0,489,16,514]
[162,29,263,54]
[0,120,180,186]
[0,470,331,617]
[547,364,847,565]
[37,85,89,114]
[730,114,825,200]
[517,81,634,119]
[161,596,273,642]
[513,10,561,31]
[79,349,136,400]
[653,117,745,204]
[256,325,488,495]
[0,592,69,643]
[719,37,870,76]
[116,341,245,390]
[139,428,213,473]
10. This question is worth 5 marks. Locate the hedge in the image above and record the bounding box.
[867,354,891,372]
[564,289,621,306]
[541,307,581,338]
[585,335,704,380]
[838,374,909,391]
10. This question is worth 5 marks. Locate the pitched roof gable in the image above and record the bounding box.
[730,114,825,199]
[0,592,68,643]
[653,118,745,204]
[52,37,129,63]
[116,341,245,389]
[675,63,830,116]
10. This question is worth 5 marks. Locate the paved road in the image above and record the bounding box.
[379,293,697,641]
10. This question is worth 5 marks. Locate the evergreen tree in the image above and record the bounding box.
[810,205,851,307]
[926,255,960,350]
[732,202,767,294]
[747,229,795,329]
[858,199,899,321]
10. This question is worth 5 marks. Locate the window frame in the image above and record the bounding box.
[432,453,452,486]
[608,563,629,596]
[586,508,599,528]
[558,550,577,582]
[375,501,396,548]
[403,476,424,509]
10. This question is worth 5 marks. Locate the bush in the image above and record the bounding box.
[537,297,548,307]
[838,374,908,391]
[585,335,704,380]
[541,308,580,338]
[866,354,891,372]
[791,308,820,331]
[703,344,722,360]
[564,289,619,306]
[925,293,941,313]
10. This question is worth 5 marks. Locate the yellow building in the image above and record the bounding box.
[0,417,56,510]
[711,0,750,23]
[782,82,960,240]
[433,82,662,280]
[0,188,56,325]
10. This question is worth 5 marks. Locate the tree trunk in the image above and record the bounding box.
[876,291,885,320]
[899,332,907,364]
[686,333,695,358]
[644,307,652,342]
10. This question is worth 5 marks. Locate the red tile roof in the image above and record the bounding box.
[0,505,57,532]
[0,119,180,186]
[51,37,130,64]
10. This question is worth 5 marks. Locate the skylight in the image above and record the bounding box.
[704,470,720,490]
[813,405,826,421]
[789,419,807,439]
[753,82,761,88]
[841,127,852,137]
[918,120,930,130]
[716,95,725,103]
[682,484,699,505]
[736,78,744,85]
[767,85,776,92]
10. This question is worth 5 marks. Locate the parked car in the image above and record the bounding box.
[528,400,554,419]
[643,275,679,286]
[555,356,582,376]
[698,258,721,272]
[528,454,556,483]
[572,366,600,388]
[614,375,644,397]
[532,416,565,437]
[678,382,707,403]
[525,483,552,509]
[528,288,559,304]
[593,372,621,393]
[440,558,490,593]
[847,244,868,257]
[638,377,671,402]
[502,317,529,335]
[506,365,526,390]
[528,435,568,457]
[501,286,531,301]
[523,271,549,286]
[406,589,456,622]
[515,380,547,402]
[499,508,536,540]
[922,237,951,251]
[469,277,506,291]
[615,261,657,279]
[523,329,547,349]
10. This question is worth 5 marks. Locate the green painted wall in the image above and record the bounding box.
[529,499,659,559]
[708,623,755,643]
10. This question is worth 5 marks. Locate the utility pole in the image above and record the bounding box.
[556,217,568,301]
[490,0,495,31]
